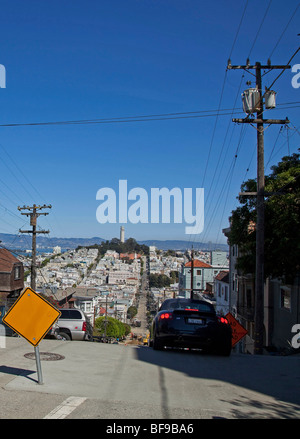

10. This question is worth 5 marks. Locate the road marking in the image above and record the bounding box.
[44,396,87,419]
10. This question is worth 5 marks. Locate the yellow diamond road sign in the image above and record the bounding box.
[3,287,61,347]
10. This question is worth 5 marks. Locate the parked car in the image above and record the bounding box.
[57,308,93,341]
[149,298,232,356]
[44,320,60,340]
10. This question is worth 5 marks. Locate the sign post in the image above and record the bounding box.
[3,287,61,385]
[34,345,43,385]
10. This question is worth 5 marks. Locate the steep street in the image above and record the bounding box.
[129,257,149,341]
[0,337,299,419]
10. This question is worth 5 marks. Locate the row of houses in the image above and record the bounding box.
[0,247,140,328]
[178,251,229,298]
[42,250,142,324]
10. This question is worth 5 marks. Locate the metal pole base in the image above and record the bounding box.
[34,345,43,385]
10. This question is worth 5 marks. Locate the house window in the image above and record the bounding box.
[14,266,21,280]
[224,286,228,301]
[196,270,202,276]
[280,288,291,311]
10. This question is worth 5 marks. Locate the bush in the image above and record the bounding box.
[94,316,128,339]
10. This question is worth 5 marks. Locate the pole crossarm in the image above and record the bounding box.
[227,64,291,70]
[18,204,52,211]
[233,118,289,125]
[19,230,50,234]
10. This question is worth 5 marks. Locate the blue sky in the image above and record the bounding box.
[0,0,299,246]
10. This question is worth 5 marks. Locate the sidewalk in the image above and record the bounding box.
[1,337,134,399]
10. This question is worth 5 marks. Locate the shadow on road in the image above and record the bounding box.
[134,345,300,417]
[0,365,37,383]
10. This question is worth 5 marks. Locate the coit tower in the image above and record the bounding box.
[120,226,125,243]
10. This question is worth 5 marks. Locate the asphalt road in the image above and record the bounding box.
[0,336,299,419]
[130,258,150,339]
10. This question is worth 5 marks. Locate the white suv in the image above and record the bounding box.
[57,309,93,341]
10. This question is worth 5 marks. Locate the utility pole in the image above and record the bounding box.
[190,247,194,299]
[227,60,290,354]
[18,204,52,291]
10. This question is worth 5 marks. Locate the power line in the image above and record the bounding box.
[266,46,300,93]
[192,79,247,245]
[0,102,298,129]
[228,0,249,59]
[0,109,245,128]
[269,2,300,59]
[201,71,229,188]
[248,0,273,58]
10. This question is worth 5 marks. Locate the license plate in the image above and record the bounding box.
[187,318,204,325]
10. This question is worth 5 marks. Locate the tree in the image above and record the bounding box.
[170,270,179,283]
[77,237,149,257]
[149,273,171,288]
[229,153,300,283]
[127,306,137,320]
[95,316,127,339]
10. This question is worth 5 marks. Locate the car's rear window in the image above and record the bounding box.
[161,300,214,313]
[60,309,82,319]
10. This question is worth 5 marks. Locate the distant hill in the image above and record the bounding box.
[0,233,105,251]
[0,233,228,253]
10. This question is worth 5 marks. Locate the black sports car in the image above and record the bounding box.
[149,298,232,356]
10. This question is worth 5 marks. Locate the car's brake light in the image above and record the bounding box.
[159,312,172,320]
[218,316,229,324]
[82,321,87,331]
[185,308,199,311]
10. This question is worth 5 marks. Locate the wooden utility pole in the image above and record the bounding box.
[227,60,290,354]
[190,247,194,299]
[18,204,52,291]
[254,62,265,356]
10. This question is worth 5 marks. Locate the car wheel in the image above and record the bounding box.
[217,339,232,356]
[59,331,71,341]
[153,332,163,351]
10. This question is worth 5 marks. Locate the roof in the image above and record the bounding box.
[215,271,229,283]
[185,259,212,268]
[0,248,22,272]
[120,253,141,260]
